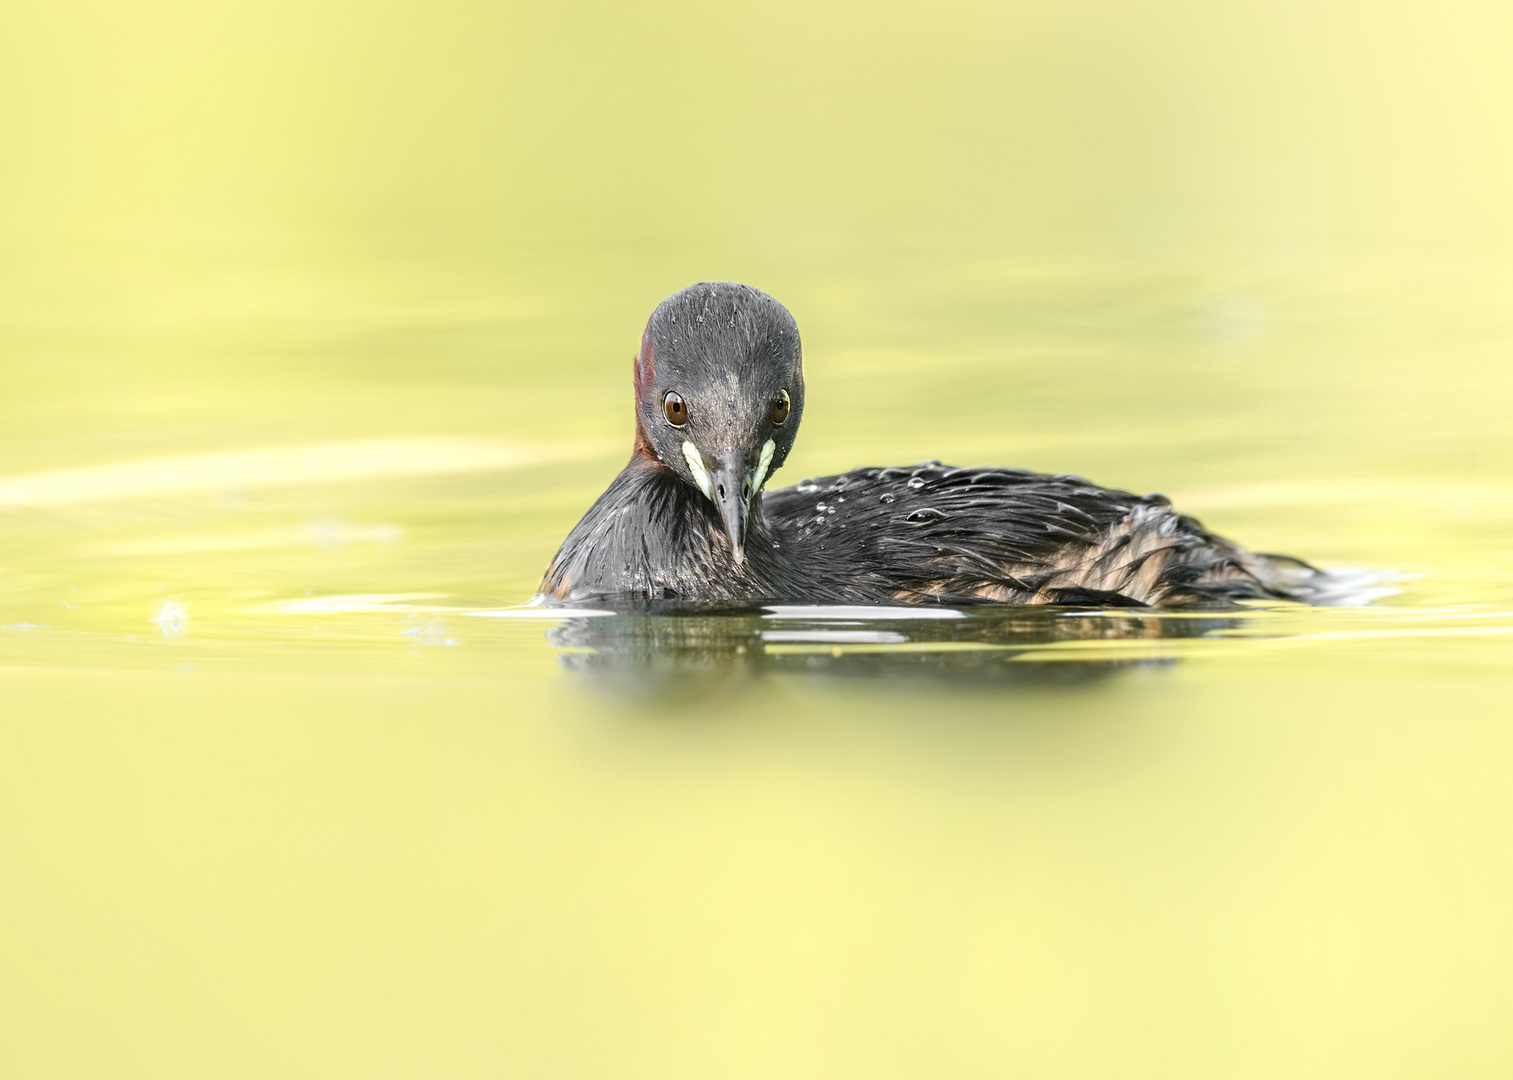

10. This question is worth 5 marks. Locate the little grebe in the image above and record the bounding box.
[539,282,1330,608]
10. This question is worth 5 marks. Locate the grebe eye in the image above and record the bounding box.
[770,389,791,426]
[663,391,687,427]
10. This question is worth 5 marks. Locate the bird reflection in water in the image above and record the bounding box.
[543,604,1251,687]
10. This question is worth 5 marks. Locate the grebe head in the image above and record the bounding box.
[633,282,805,566]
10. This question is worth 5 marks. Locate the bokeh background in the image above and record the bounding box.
[3,0,1513,1076]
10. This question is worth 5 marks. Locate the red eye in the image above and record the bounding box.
[663,391,688,427]
[770,389,791,425]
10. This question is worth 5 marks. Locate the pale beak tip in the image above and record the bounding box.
[732,546,745,566]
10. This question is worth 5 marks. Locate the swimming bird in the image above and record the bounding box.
[539,282,1333,608]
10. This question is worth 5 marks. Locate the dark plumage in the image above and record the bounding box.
[539,282,1332,608]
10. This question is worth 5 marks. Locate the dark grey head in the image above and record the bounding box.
[633,282,805,565]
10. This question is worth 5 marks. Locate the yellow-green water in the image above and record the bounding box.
[4,0,1513,1075]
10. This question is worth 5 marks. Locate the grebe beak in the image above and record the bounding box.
[711,456,748,566]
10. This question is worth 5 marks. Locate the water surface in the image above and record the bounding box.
[4,0,1513,1074]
